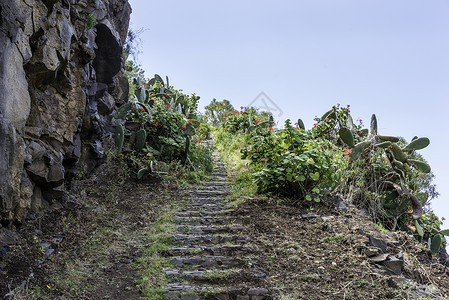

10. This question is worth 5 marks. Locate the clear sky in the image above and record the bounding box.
[127,0,449,226]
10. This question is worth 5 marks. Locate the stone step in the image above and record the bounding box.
[171,255,244,268]
[207,176,230,182]
[164,283,273,299]
[165,268,266,282]
[191,190,229,197]
[178,203,230,211]
[171,234,251,245]
[175,210,233,217]
[173,216,233,225]
[175,225,245,235]
[166,244,249,257]
[183,198,227,205]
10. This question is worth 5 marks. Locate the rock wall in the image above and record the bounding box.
[0,0,131,224]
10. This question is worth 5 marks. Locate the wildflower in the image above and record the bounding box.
[267,127,274,131]
[166,104,171,108]
[197,139,202,142]
[325,118,329,121]
[187,95,190,97]
[153,123,158,126]
[313,123,317,126]
[260,158,267,162]
[343,148,352,157]
[232,111,236,115]
[187,119,192,123]
[197,145,201,149]
[270,121,275,124]
[240,106,244,109]
[226,114,229,116]
[182,125,187,130]
[347,104,350,108]
[162,96,166,100]
[139,108,145,112]
[442,217,446,221]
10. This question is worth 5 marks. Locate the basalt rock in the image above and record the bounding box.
[0,0,131,224]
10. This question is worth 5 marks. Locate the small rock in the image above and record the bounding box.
[0,228,18,246]
[359,208,370,217]
[369,253,390,263]
[321,216,334,222]
[236,296,249,300]
[382,257,403,275]
[53,235,64,244]
[361,246,381,257]
[302,212,318,219]
[368,235,387,253]
[43,248,54,259]
[387,276,408,288]
[41,242,51,251]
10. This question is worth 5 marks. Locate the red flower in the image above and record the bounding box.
[240,106,244,109]
[153,123,158,126]
[166,104,171,108]
[260,158,267,162]
[267,127,274,131]
[139,108,145,112]
[313,123,317,126]
[197,139,202,142]
[187,119,192,123]
[182,125,187,130]
[347,105,350,108]
[270,121,275,124]
[325,118,329,121]
[232,111,236,115]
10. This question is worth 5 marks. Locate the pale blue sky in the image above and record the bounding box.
[128,0,449,225]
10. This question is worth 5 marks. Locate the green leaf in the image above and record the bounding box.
[306,195,312,201]
[310,172,320,181]
[415,220,424,237]
[296,175,306,182]
[314,197,321,203]
[312,187,320,194]
[430,234,442,254]
[439,229,449,236]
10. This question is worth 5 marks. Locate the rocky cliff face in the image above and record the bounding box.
[0,0,131,224]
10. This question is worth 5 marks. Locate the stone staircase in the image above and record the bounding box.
[163,155,274,299]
